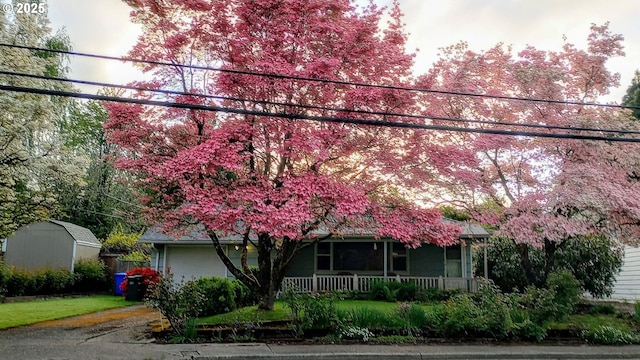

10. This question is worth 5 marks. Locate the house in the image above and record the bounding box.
[140,219,490,291]
[609,245,640,301]
[4,220,101,272]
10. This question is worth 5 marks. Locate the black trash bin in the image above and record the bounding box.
[125,275,145,302]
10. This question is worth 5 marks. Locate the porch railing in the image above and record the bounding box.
[282,274,478,293]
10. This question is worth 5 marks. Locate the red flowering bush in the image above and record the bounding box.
[119,267,161,297]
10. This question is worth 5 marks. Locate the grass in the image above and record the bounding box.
[550,314,637,332]
[198,300,439,325]
[198,302,289,325]
[0,295,138,330]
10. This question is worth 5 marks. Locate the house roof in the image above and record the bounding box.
[49,220,101,248]
[442,218,491,239]
[140,218,490,245]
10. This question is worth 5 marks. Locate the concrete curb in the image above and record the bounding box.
[178,344,640,360]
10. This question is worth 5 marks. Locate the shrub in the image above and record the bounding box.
[582,326,639,345]
[73,259,109,293]
[40,268,73,294]
[192,277,237,316]
[101,224,145,253]
[281,288,338,334]
[118,250,151,262]
[368,280,420,302]
[0,266,77,297]
[478,235,622,297]
[519,286,561,325]
[586,303,617,315]
[546,269,581,316]
[396,302,428,335]
[146,272,204,336]
[422,287,461,303]
[232,279,259,307]
[509,313,547,342]
[119,267,161,297]
[4,267,37,296]
[338,307,399,331]
[439,293,483,337]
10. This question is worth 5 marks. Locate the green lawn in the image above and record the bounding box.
[198,300,437,325]
[0,295,137,330]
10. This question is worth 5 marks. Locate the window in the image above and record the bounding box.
[445,245,462,277]
[316,242,331,271]
[391,242,408,272]
[333,242,383,271]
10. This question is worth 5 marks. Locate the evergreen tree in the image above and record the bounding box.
[622,70,640,120]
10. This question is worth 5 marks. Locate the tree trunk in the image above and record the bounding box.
[543,238,557,283]
[515,242,542,287]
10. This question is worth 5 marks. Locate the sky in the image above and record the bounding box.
[41,0,640,103]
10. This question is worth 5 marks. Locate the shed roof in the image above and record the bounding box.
[49,220,101,248]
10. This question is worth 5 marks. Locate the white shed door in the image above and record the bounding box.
[165,245,227,281]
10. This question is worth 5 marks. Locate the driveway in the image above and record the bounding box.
[0,305,178,360]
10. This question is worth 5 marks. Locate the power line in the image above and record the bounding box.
[2,83,640,143]
[2,42,639,111]
[4,69,640,137]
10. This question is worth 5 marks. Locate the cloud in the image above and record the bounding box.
[46,0,640,101]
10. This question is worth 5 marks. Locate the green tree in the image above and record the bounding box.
[477,235,623,297]
[55,99,143,239]
[622,70,640,120]
[0,2,84,238]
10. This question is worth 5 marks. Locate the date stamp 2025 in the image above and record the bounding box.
[1,2,46,15]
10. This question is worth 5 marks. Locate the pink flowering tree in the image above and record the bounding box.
[413,23,640,285]
[105,0,460,310]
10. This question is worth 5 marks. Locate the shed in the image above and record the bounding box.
[4,220,101,272]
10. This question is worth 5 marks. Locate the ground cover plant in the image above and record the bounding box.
[0,295,136,329]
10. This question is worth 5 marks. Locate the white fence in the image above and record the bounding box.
[282,274,478,293]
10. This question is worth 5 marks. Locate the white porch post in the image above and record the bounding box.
[383,239,388,279]
[312,273,317,293]
[461,244,467,278]
[484,237,488,278]
[353,274,359,292]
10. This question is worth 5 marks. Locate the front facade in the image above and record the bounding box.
[286,239,472,278]
[141,220,488,290]
[4,220,101,272]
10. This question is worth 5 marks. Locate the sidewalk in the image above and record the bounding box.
[3,339,640,360]
[168,343,640,360]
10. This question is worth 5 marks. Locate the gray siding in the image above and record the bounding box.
[286,245,315,277]
[5,222,75,271]
[409,244,444,277]
[611,246,640,301]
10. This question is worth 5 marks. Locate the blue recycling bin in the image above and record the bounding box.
[114,272,127,295]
